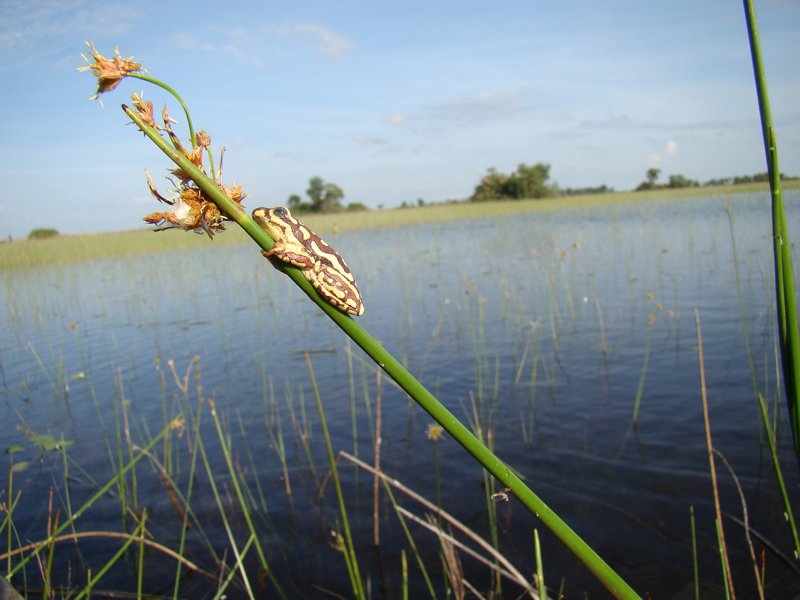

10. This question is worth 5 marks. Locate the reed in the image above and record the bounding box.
[756,394,800,558]
[341,451,537,598]
[73,516,146,600]
[376,473,438,598]
[305,352,365,599]
[534,529,547,600]
[696,309,735,597]
[195,405,261,599]
[690,506,699,600]
[235,409,270,515]
[172,382,217,598]
[631,313,655,425]
[743,0,800,462]
[262,374,292,496]
[208,398,277,588]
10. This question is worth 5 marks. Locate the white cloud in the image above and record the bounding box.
[0,1,141,64]
[383,113,408,126]
[276,23,354,58]
[648,139,679,168]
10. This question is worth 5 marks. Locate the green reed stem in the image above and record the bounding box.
[756,394,800,557]
[128,74,198,151]
[196,411,272,599]
[73,517,146,600]
[534,529,547,600]
[743,0,800,462]
[137,509,147,599]
[304,352,365,600]
[715,519,732,600]
[208,399,278,590]
[212,534,255,600]
[122,104,641,599]
[632,317,654,424]
[235,410,270,514]
[381,479,438,599]
[5,461,15,574]
[43,504,57,599]
[402,550,409,600]
[690,506,699,600]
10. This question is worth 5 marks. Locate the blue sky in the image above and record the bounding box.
[1,1,798,238]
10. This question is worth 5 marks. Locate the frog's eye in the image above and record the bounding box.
[273,206,290,218]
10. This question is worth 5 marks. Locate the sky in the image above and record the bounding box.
[0,0,798,238]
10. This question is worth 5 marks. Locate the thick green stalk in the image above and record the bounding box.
[122,105,641,599]
[743,0,800,462]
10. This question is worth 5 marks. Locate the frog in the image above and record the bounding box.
[252,206,364,316]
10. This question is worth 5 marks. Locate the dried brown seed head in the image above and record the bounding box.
[78,42,141,100]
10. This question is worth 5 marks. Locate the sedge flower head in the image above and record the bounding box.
[138,102,247,238]
[78,42,142,100]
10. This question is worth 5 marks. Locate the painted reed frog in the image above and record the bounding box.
[252,206,364,316]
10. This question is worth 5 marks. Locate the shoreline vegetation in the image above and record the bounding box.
[2,180,798,271]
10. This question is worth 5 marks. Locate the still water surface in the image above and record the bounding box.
[2,192,799,598]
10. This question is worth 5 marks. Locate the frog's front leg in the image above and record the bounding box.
[262,240,315,270]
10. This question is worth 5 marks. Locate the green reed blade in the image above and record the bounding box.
[690,506,699,600]
[305,353,366,600]
[742,0,800,463]
[757,394,800,558]
[534,529,547,600]
[72,517,146,600]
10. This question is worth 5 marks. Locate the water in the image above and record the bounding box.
[1,192,799,598]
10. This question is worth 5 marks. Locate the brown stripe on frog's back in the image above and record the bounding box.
[308,238,355,280]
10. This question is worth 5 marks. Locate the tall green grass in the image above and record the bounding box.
[743,0,800,462]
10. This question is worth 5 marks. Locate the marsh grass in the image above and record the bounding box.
[2,423,172,594]
[743,0,800,462]
[341,451,537,598]
[305,352,365,599]
[3,183,796,272]
[756,394,800,559]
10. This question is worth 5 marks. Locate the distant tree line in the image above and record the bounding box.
[470,162,555,202]
[702,172,797,186]
[28,228,60,240]
[634,168,699,191]
[286,176,367,214]
[633,168,797,192]
[559,184,614,196]
[462,162,797,205]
